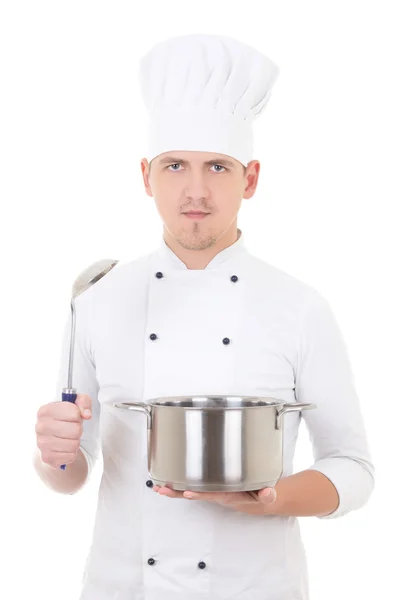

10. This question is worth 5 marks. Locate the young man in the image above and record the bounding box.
[34,34,375,599]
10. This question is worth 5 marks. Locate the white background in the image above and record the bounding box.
[1,1,399,598]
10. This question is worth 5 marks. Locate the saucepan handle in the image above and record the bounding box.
[275,402,316,430]
[113,402,152,429]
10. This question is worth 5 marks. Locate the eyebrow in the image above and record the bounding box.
[158,156,236,168]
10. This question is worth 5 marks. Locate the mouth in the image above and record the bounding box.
[183,212,210,219]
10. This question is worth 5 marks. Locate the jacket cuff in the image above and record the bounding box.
[80,445,94,478]
[308,457,375,519]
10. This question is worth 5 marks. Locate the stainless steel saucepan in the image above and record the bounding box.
[113,395,316,495]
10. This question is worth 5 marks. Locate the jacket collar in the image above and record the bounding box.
[154,228,246,271]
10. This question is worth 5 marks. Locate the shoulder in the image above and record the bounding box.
[243,252,326,311]
[74,251,154,314]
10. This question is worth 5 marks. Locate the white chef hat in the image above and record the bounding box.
[138,33,280,167]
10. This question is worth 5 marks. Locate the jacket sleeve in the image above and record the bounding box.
[294,291,375,519]
[53,295,101,477]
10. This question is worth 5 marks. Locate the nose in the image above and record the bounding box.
[184,172,209,203]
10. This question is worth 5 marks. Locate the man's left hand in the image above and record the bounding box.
[152,484,277,509]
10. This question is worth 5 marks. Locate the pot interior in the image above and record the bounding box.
[149,395,283,409]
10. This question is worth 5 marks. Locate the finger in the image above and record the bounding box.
[196,490,276,504]
[37,435,80,453]
[153,486,185,499]
[183,491,252,504]
[75,394,92,418]
[36,419,82,440]
[183,491,228,501]
[38,402,81,423]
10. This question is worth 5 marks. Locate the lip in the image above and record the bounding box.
[183,212,210,219]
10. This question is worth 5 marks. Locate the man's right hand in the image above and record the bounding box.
[35,394,92,469]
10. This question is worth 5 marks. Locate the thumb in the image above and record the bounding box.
[258,488,277,504]
[75,394,92,419]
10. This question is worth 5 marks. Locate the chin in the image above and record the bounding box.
[173,227,218,251]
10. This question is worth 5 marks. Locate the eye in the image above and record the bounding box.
[167,163,182,171]
[166,163,227,172]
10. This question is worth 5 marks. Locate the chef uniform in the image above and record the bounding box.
[52,34,375,600]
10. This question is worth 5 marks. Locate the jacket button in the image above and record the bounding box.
[222,337,230,345]
[198,561,206,569]
[149,333,158,340]
[231,275,238,282]
[147,558,156,566]
[146,480,153,488]
[155,271,164,279]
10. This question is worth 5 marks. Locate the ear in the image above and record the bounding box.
[243,160,260,200]
[141,159,153,197]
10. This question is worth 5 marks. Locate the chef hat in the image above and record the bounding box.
[138,33,280,167]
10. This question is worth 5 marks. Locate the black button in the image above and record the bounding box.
[231,275,238,282]
[198,561,206,569]
[149,333,158,340]
[146,480,153,488]
[222,337,230,345]
[155,272,164,279]
[147,558,156,566]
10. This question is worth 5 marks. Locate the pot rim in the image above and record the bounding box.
[144,394,286,409]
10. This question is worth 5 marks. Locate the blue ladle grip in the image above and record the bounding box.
[60,391,77,470]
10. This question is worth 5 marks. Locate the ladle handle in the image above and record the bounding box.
[60,390,77,469]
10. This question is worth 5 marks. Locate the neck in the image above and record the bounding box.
[163,221,240,270]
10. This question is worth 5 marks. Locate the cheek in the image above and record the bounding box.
[212,178,241,198]
[153,195,180,220]
[217,190,242,214]
[153,176,181,199]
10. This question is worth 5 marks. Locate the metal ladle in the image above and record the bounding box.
[60,258,119,469]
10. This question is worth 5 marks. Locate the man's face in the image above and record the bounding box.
[141,151,260,251]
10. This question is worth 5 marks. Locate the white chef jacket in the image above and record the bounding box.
[53,229,374,600]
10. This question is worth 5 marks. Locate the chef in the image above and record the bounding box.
[43,34,375,600]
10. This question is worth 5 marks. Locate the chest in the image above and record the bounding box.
[91,267,299,408]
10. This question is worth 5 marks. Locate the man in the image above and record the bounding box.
[34,34,375,599]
